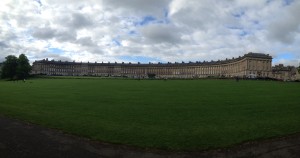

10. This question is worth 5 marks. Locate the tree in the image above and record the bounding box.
[0,63,2,78]
[1,55,18,79]
[147,73,156,79]
[1,54,31,80]
[16,54,31,79]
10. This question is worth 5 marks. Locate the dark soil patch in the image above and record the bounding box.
[0,116,300,158]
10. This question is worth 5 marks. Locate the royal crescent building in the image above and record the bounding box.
[32,52,274,79]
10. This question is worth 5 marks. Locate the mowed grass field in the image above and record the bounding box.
[0,78,300,150]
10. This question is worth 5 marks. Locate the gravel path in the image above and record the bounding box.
[1,116,300,158]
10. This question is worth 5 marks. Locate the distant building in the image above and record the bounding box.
[31,52,273,79]
[272,64,299,81]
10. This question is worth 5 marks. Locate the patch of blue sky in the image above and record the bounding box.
[164,8,169,18]
[135,16,157,26]
[226,26,249,37]
[48,48,63,54]
[266,0,275,5]
[119,56,163,63]
[112,38,121,46]
[239,30,248,37]
[128,30,137,36]
[156,20,166,24]
[129,30,136,34]
[134,11,170,27]
[232,10,245,18]
[162,8,170,24]
[26,36,35,42]
[253,20,259,25]
[277,52,295,59]
[273,52,295,62]
[227,26,243,30]
[251,20,264,30]
[283,0,294,6]
[34,0,42,6]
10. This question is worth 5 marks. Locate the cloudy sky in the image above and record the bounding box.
[0,0,300,66]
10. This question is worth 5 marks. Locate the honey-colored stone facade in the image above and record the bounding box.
[272,64,299,81]
[31,52,273,78]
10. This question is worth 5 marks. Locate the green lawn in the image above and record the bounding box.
[0,79,300,150]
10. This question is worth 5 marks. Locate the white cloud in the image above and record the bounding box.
[266,1,300,44]
[0,0,299,66]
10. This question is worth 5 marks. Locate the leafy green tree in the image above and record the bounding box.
[0,63,2,78]
[147,73,156,79]
[1,55,18,79]
[1,54,31,80]
[16,54,31,79]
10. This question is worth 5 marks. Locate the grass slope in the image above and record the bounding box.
[0,79,300,150]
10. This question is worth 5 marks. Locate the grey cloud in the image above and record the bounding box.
[32,28,57,39]
[15,14,36,27]
[267,1,300,43]
[32,27,76,42]
[0,31,17,42]
[88,47,105,55]
[0,44,11,62]
[169,1,231,31]
[69,13,93,28]
[170,9,207,30]
[103,0,170,17]
[268,20,300,44]
[76,37,96,46]
[140,24,182,44]
[56,13,94,29]
[0,41,8,48]
[55,30,77,42]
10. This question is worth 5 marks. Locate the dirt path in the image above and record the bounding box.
[0,116,300,158]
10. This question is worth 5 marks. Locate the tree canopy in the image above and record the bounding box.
[16,54,31,79]
[147,73,156,79]
[1,54,31,80]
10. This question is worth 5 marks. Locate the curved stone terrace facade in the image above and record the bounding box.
[31,52,272,79]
